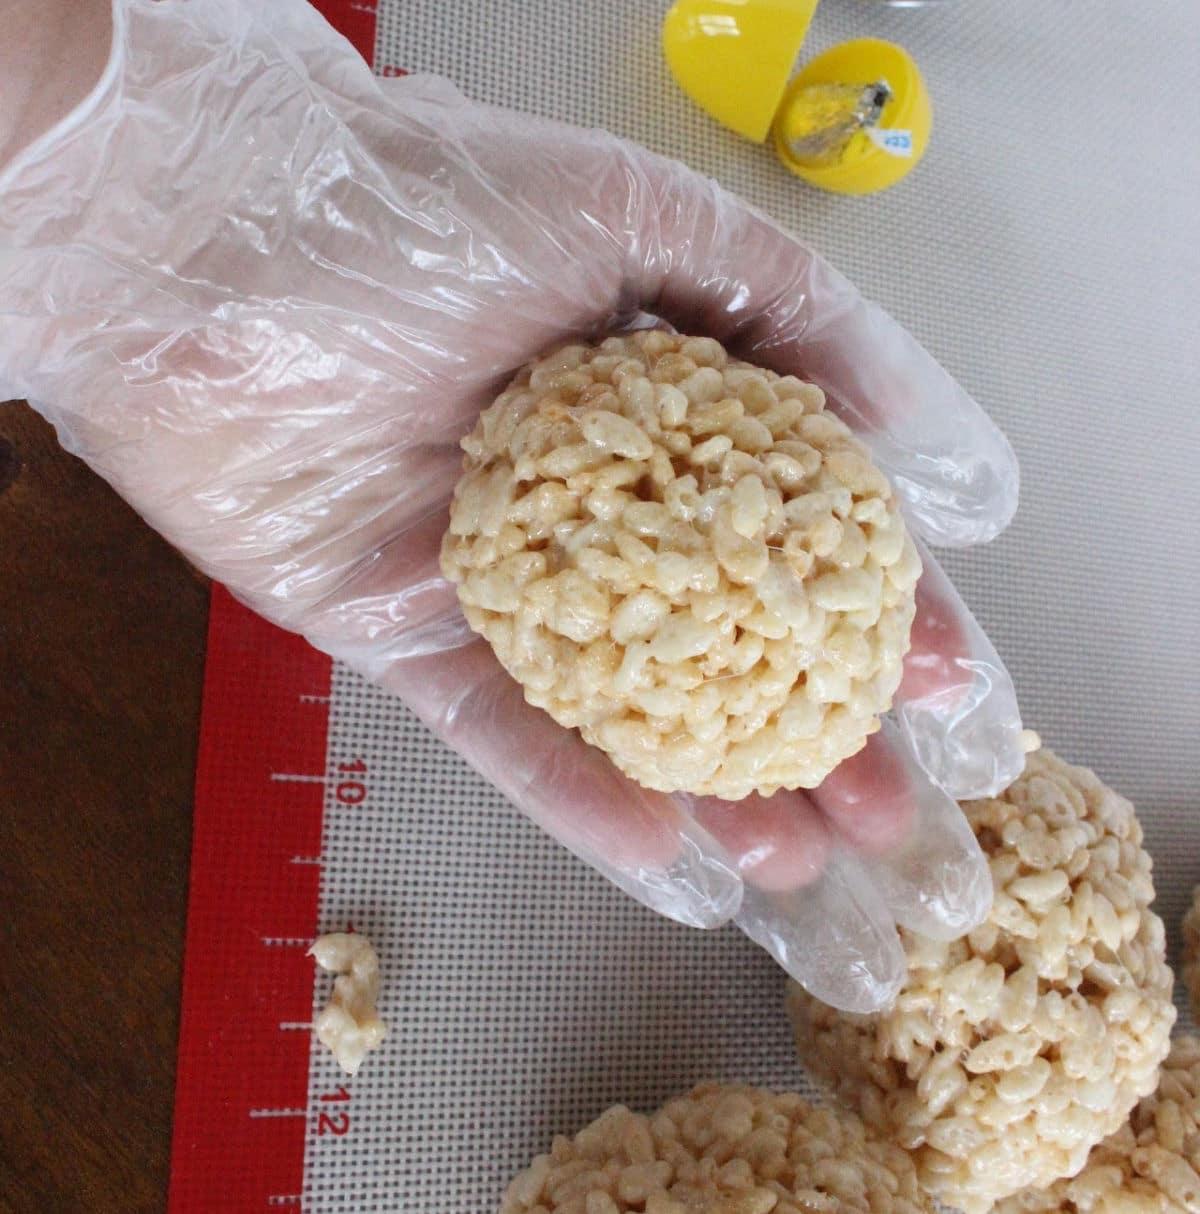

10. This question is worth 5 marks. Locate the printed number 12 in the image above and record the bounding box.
[317,1086,351,1136]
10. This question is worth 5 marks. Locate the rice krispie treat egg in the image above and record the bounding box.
[441,331,920,799]
[500,1082,936,1214]
[995,1035,1200,1214]
[1183,888,1200,1023]
[787,748,1176,1214]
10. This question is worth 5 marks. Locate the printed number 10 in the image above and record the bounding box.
[336,758,367,806]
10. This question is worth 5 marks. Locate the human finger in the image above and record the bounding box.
[735,850,906,1014]
[362,639,745,930]
[892,543,1025,801]
[688,790,832,894]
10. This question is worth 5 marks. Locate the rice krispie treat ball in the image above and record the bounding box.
[441,331,920,799]
[1183,889,1200,1023]
[501,1082,936,1214]
[787,748,1176,1214]
[995,1035,1200,1214]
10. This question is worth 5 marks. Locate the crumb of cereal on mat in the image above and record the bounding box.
[994,1035,1200,1214]
[1019,728,1043,755]
[309,932,386,1076]
[1184,889,1200,1025]
[440,332,920,799]
[787,747,1176,1214]
[500,1082,936,1214]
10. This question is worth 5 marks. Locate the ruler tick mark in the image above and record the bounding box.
[279,1021,313,1031]
[268,1199,302,1208]
[270,772,329,784]
[290,855,323,867]
[249,1108,307,1119]
[298,693,331,704]
[261,936,313,948]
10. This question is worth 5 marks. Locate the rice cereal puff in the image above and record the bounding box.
[441,331,919,799]
[1182,889,1200,1024]
[787,748,1176,1214]
[995,1035,1200,1214]
[500,1082,936,1214]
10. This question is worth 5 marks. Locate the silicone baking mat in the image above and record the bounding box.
[168,1,1200,1210]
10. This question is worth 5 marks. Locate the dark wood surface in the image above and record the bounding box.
[0,401,208,1213]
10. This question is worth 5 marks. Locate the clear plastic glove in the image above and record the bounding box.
[0,0,1025,1012]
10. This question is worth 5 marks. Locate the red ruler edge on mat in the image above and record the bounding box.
[168,6,377,1210]
[169,587,333,1211]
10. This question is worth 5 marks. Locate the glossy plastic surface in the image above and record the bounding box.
[662,0,819,142]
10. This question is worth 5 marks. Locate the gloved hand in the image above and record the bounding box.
[0,0,1025,1012]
